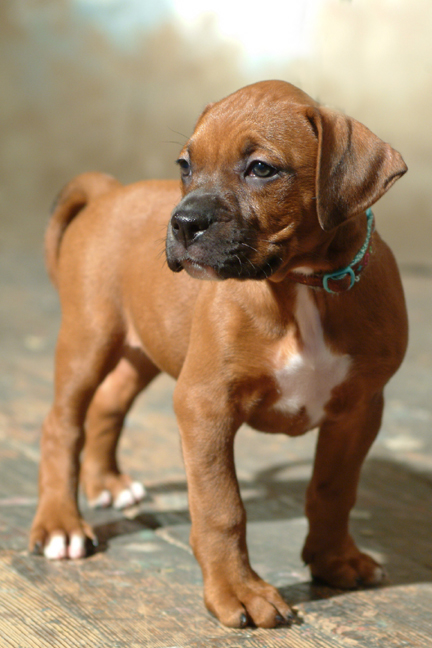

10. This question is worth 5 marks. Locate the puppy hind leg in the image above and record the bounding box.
[81,350,160,509]
[30,322,124,559]
[302,392,385,588]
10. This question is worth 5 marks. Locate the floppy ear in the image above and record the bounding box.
[306,106,407,231]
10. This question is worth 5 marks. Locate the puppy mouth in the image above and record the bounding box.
[181,259,221,281]
[167,245,283,281]
[166,250,223,280]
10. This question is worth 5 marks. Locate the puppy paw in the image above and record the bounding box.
[113,481,146,509]
[87,489,113,509]
[43,532,88,560]
[84,471,146,510]
[303,539,386,589]
[204,574,296,628]
[30,506,96,560]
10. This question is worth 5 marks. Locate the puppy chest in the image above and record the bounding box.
[272,287,351,429]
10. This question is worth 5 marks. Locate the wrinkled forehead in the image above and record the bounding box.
[185,84,318,165]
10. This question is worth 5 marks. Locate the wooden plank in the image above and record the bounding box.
[0,555,117,647]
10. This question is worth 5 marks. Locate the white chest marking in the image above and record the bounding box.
[274,286,351,428]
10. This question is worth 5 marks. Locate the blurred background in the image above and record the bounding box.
[1,4,432,642]
[1,0,431,268]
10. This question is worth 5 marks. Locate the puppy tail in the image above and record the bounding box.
[45,172,121,286]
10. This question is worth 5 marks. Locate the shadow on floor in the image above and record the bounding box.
[89,455,432,606]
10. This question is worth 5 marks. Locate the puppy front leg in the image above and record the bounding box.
[302,392,385,588]
[174,382,294,629]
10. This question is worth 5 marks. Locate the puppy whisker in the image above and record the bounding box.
[167,127,189,141]
[239,242,259,253]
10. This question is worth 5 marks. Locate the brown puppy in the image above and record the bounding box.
[30,81,408,629]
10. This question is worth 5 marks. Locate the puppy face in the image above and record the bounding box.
[165,80,406,281]
[166,81,319,281]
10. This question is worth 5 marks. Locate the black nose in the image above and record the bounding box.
[171,210,212,247]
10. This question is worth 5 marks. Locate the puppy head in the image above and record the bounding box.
[166,80,407,281]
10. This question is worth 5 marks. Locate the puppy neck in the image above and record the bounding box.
[271,210,373,292]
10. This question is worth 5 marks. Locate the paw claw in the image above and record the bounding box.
[31,541,43,556]
[278,610,296,625]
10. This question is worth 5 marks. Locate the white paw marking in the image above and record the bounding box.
[130,481,146,501]
[44,534,67,560]
[114,482,146,509]
[88,489,112,509]
[68,534,86,559]
[114,488,135,509]
[372,565,386,584]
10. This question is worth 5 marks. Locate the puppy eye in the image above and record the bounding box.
[247,161,278,179]
[176,158,191,177]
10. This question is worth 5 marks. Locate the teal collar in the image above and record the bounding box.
[287,209,375,294]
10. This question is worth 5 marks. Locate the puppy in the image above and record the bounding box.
[30,81,408,628]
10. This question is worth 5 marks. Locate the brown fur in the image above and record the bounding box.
[30,81,407,629]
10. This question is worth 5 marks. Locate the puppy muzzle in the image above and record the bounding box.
[166,191,283,281]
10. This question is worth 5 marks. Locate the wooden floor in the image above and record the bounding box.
[1,237,432,647]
